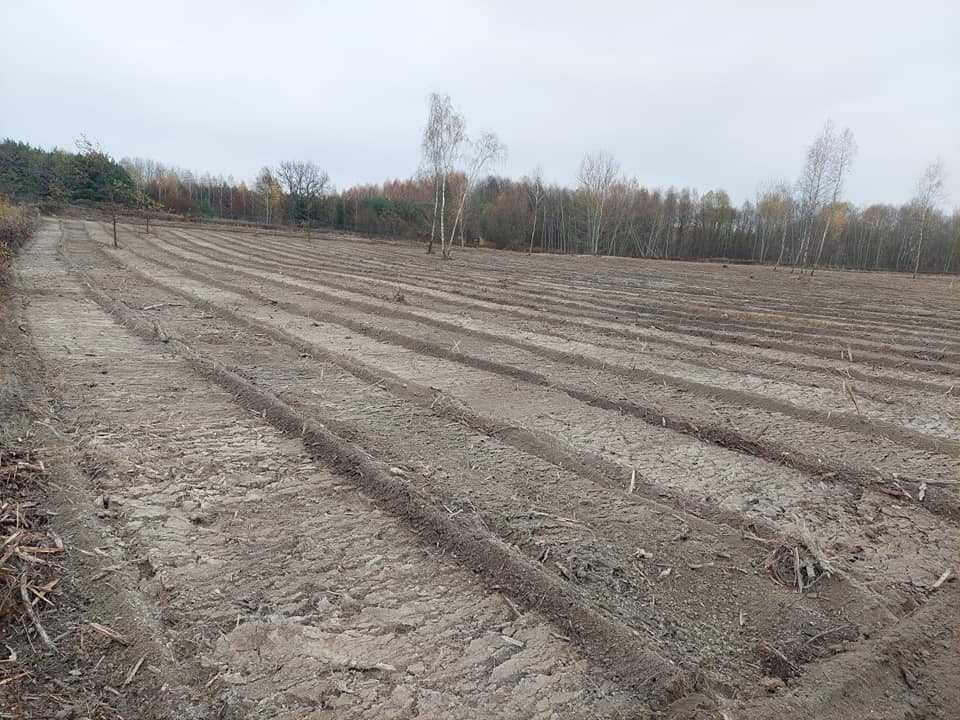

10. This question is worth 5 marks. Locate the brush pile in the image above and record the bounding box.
[0,447,62,651]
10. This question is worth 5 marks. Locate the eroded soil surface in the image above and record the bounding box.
[2,218,958,719]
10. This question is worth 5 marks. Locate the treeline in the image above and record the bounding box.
[0,138,136,206]
[116,156,430,236]
[3,135,958,274]
[331,175,960,275]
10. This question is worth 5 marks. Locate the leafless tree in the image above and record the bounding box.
[794,121,836,271]
[255,167,280,225]
[275,160,329,226]
[275,160,329,200]
[578,151,620,255]
[760,180,798,270]
[447,132,507,256]
[756,180,794,268]
[811,127,857,274]
[526,167,545,254]
[421,93,466,255]
[913,159,947,278]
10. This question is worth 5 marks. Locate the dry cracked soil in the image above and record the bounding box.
[1,218,958,720]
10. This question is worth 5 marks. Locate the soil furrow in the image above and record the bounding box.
[194,226,960,351]
[158,227,960,436]
[61,220,894,700]
[176,226,960,395]
[93,226,960,608]
[126,226,960,518]
[204,221,960,332]
[24,220,652,718]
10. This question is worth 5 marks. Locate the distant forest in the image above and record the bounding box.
[2,131,957,274]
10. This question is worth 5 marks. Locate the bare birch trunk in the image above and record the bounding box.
[811,213,833,276]
[914,207,927,278]
[427,174,439,254]
[439,173,448,258]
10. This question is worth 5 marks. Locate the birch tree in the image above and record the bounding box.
[794,121,835,270]
[757,181,794,268]
[421,93,465,255]
[255,167,280,224]
[526,167,545,254]
[447,132,506,256]
[578,151,620,255]
[811,127,857,273]
[912,159,947,278]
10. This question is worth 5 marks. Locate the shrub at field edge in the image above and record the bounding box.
[0,196,39,270]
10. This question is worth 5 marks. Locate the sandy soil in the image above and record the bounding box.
[2,217,957,719]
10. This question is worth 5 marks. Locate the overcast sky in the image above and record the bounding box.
[2,1,958,206]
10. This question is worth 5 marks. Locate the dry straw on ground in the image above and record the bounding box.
[0,447,62,652]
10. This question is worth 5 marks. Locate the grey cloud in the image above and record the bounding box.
[2,0,957,205]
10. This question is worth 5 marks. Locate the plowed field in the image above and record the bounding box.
[5,218,958,719]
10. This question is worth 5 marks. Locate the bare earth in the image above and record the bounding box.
[2,218,958,719]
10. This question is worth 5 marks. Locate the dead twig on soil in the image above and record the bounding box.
[2,448,63,654]
[841,381,864,420]
[931,568,953,591]
[122,655,146,687]
[20,573,55,651]
[765,536,834,592]
[802,625,851,648]
[152,321,169,343]
[879,483,913,501]
[793,546,803,592]
[502,595,522,618]
[87,622,129,646]
[0,670,31,686]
